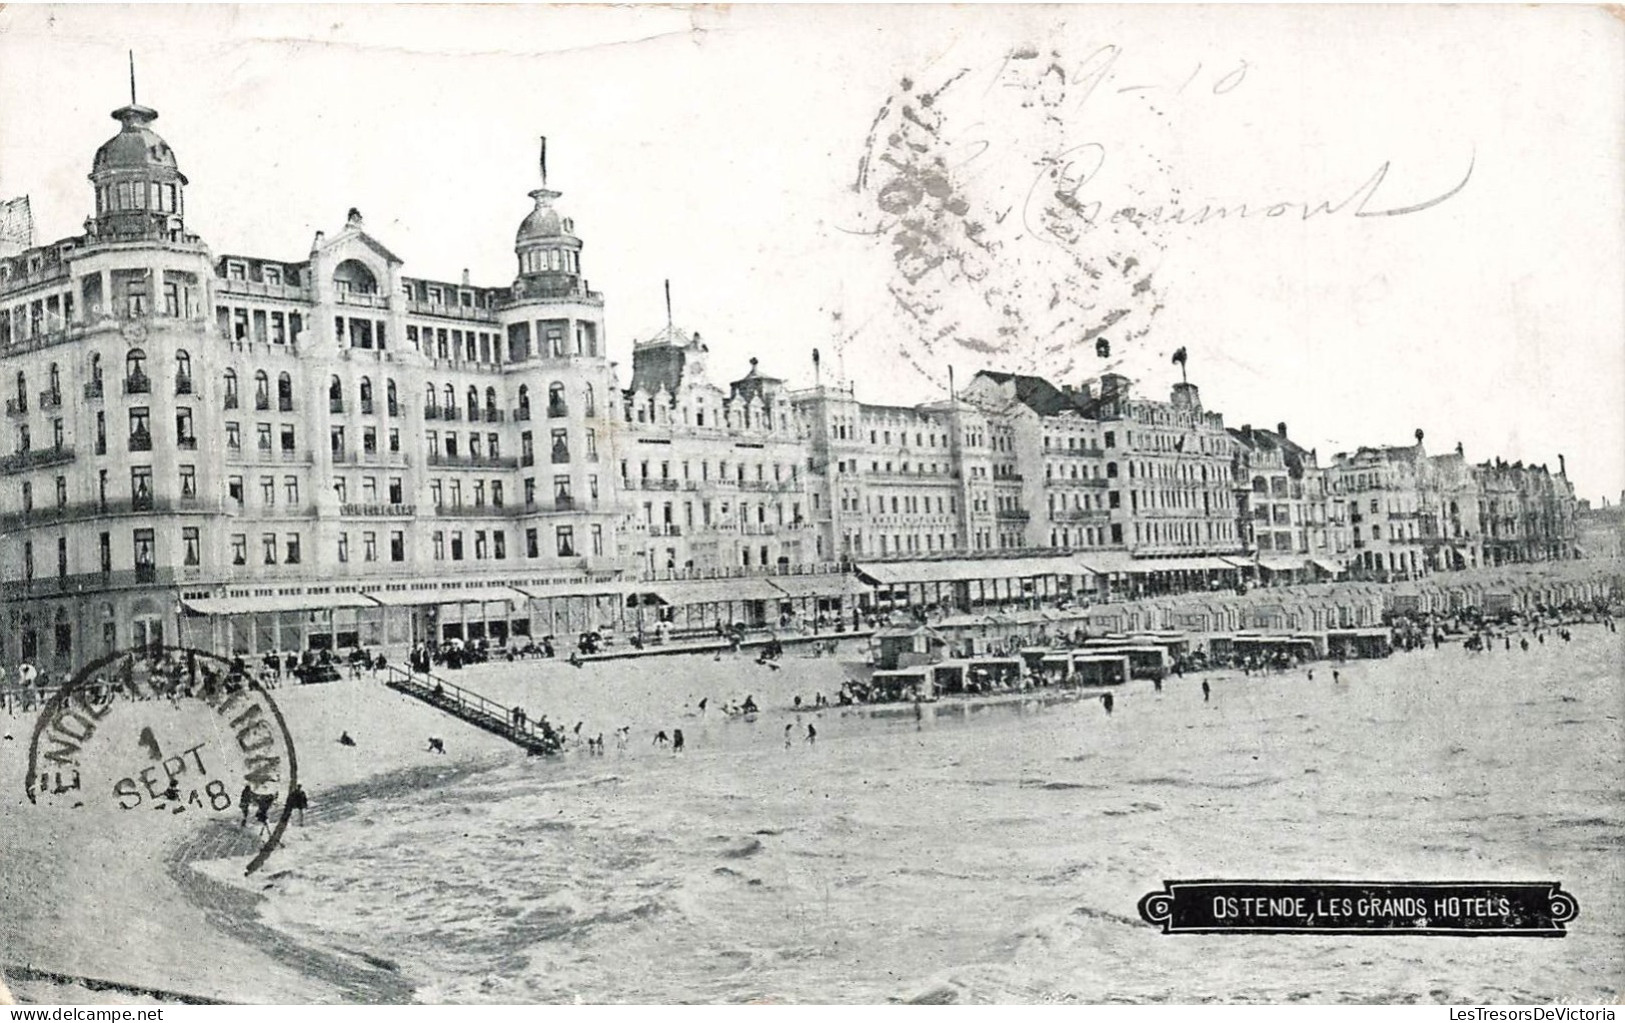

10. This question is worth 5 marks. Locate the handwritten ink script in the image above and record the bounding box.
[845,43,1474,387]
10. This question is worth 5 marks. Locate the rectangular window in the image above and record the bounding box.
[363,532,377,562]
[261,476,275,505]
[179,464,197,499]
[182,527,200,566]
[474,531,488,559]
[229,533,246,566]
[493,530,506,560]
[591,524,603,556]
[284,476,299,504]
[337,533,349,563]
[388,477,403,504]
[432,531,445,560]
[526,528,539,558]
[556,525,575,557]
[390,531,405,562]
[226,422,241,450]
[450,531,464,560]
[285,533,301,564]
[257,423,272,451]
[388,428,400,453]
[262,532,278,564]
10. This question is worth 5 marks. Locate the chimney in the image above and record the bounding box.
[1414,428,1425,446]
[1277,422,1287,439]
[461,268,471,286]
[1558,453,1566,476]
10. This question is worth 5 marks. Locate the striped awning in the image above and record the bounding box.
[181,592,380,615]
[364,585,529,607]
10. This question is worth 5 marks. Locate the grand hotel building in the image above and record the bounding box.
[0,93,633,669]
[1,92,1579,674]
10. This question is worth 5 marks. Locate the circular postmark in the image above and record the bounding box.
[25,644,300,875]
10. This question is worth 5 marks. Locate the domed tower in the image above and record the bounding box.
[86,69,188,243]
[514,137,584,299]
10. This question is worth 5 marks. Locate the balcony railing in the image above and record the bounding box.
[550,449,570,465]
[1051,508,1110,523]
[360,399,374,415]
[329,398,345,414]
[128,431,152,452]
[123,373,151,395]
[424,406,443,420]
[278,396,295,412]
[638,478,680,491]
[340,502,416,517]
[177,436,198,451]
[426,452,519,470]
[335,291,389,309]
[4,397,26,416]
[0,446,74,475]
[554,495,576,512]
[996,508,1031,521]
[442,407,461,421]
[174,375,193,396]
[547,404,567,419]
[84,380,104,400]
[387,402,400,418]
[38,390,62,411]
[648,522,682,537]
[224,392,239,410]
[254,394,271,411]
[513,407,531,421]
[520,453,535,467]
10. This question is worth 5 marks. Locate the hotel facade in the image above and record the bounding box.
[0,94,1581,673]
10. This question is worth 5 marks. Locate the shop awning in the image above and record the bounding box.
[637,578,784,606]
[364,585,530,607]
[1256,555,1308,572]
[513,581,630,600]
[766,574,867,599]
[856,557,1082,586]
[1309,558,1346,575]
[1072,552,1137,575]
[1122,556,1240,573]
[181,592,380,615]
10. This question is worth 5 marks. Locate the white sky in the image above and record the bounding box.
[1,4,1621,503]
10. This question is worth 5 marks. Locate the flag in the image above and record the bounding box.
[812,348,820,365]
[1171,346,1188,366]
[538,136,548,187]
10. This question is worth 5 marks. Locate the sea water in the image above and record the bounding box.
[242,627,1623,1003]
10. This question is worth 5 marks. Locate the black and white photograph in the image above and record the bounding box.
[0,3,1621,1007]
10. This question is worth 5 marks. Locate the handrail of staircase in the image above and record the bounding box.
[381,664,546,744]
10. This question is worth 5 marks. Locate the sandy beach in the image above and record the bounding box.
[3,624,1621,1003]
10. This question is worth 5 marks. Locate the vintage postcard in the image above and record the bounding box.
[0,4,1621,1007]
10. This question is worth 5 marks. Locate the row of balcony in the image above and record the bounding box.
[427,452,521,470]
[0,445,75,475]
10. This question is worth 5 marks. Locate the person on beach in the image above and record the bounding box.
[1100,693,1114,715]
[287,784,308,825]
[253,792,276,832]
[338,731,356,747]
[742,695,758,714]
[784,723,794,747]
[1332,670,1341,683]
[427,737,446,755]
[673,729,685,752]
[1520,638,1529,651]
[654,731,669,747]
[1152,676,1163,693]
[1201,680,1211,702]
[239,783,255,826]
[806,723,817,744]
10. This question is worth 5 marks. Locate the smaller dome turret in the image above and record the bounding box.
[513,136,585,298]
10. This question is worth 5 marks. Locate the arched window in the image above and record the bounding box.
[175,350,192,393]
[329,375,344,413]
[90,353,102,385]
[466,386,478,420]
[425,382,438,409]
[442,384,455,414]
[223,368,239,408]
[125,349,145,377]
[359,376,373,413]
[1106,461,1118,479]
[14,370,25,403]
[386,378,398,416]
[332,259,378,295]
[255,370,270,409]
[583,383,596,419]
[484,387,498,417]
[547,382,566,418]
[48,363,60,397]
[517,384,530,419]
[276,372,293,409]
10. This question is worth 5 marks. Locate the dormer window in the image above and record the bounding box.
[227,261,246,281]
[427,286,443,305]
[263,266,282,286]
[459,290,473,307]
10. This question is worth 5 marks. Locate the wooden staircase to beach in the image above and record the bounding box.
[382,667,557,755]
